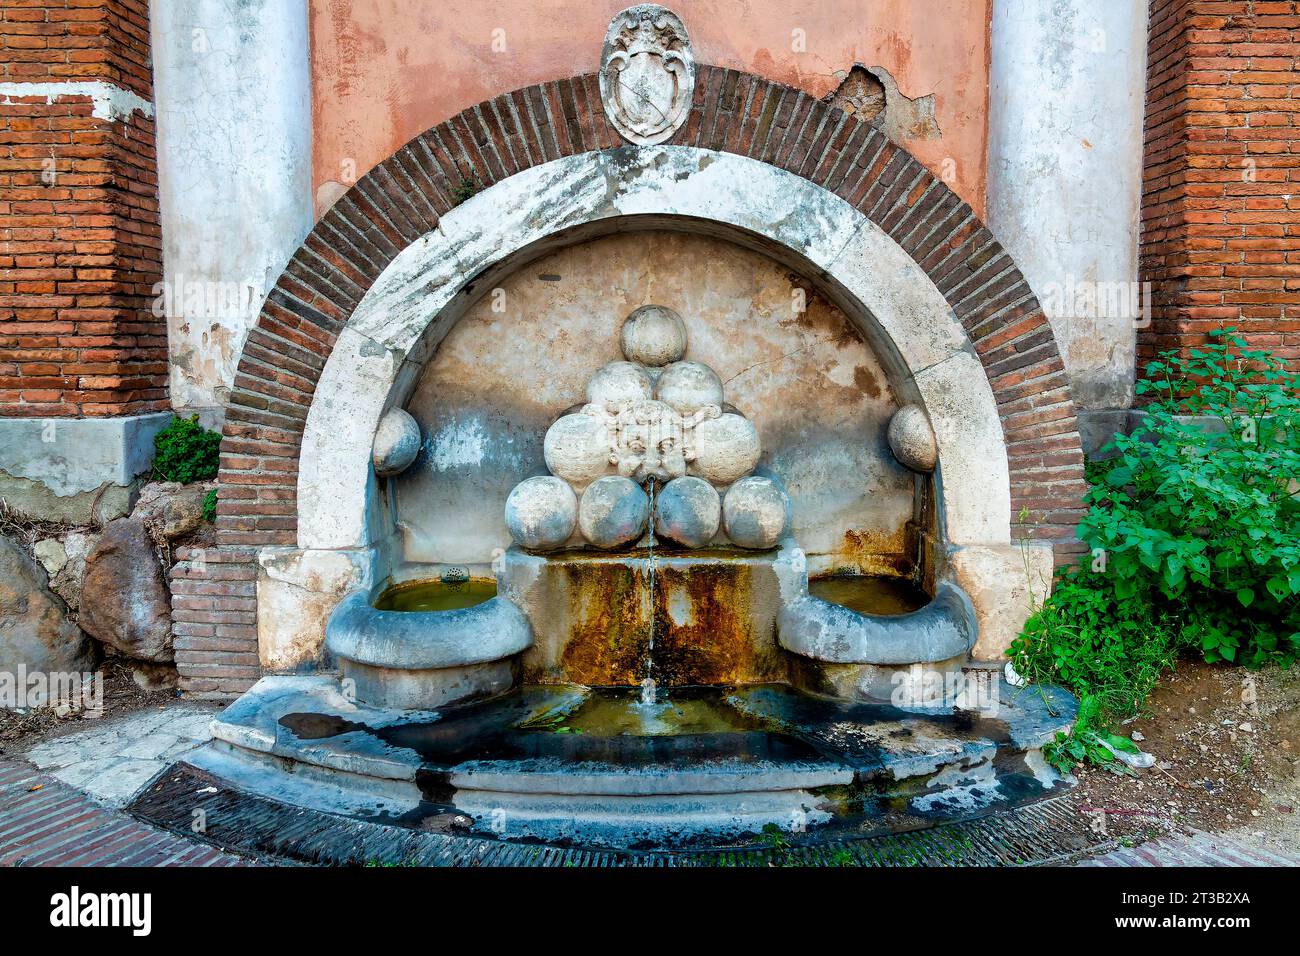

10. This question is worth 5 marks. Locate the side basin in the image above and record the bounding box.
[325,590,533,710]
[777,580,977,666]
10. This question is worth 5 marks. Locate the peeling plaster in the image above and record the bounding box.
[828,65,941,141]
[0,81,153,122]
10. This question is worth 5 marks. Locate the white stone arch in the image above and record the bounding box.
[297,146,1011,555]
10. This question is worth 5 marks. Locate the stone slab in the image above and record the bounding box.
[0,412,172,499]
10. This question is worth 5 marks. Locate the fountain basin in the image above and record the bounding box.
[778,580,977,701]
[325,589,533,710]
[373,577,498,612]
[199,675,1078,850]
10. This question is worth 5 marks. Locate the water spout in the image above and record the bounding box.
[644,477,658,690]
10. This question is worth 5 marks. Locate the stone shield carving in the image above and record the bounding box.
[600,5,694,146]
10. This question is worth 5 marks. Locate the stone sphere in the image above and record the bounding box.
[654,360,724,414]
[688,413,761,485]
[579,476,649,550]
[620,305,688,367]
[372,408,421,477]
[544,413,613,489]
[653,476,721,549]
[723,476,791,550]
[587,361,653,406]
[505,476,577,551]
[887,403,938,472]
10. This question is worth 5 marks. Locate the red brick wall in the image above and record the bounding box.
[0,0,165,417]
[1140,0,1300,368]
[173,68,1088,699]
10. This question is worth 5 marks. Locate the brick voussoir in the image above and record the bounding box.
[339,181,407,253]
[693,66,726,150]
[721,72,757,155]
[515,87,555,165]
[819,119,870,192]
[421,123,475,183]
[393,141,454,217]
[709,69,744,149]
[482,97,523,176]
[266,286,346,337]
[882,173,940,237]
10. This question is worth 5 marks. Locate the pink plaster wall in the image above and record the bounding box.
[309,0,990,218]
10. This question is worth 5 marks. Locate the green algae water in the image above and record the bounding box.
[374,578,497,612]
[808,576,928,616]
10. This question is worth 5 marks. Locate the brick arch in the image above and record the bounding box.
[173,68,1087,699]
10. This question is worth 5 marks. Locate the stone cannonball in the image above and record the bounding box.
[579,476,650,550]
[654,360,724,415]
[653,476,721,549]
[505,476,577,551]
[887,403,938,472]
[620,305,688,367]
[723,476,791,550]
[372,408,421,477]
[587,361,653,406]
[688,413,761,485]
[544,413,613,489]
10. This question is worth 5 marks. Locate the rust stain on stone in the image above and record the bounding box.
[840,528,911,576]
[556,558,778,687]
[648,561,755,686]
[853,365,882,398]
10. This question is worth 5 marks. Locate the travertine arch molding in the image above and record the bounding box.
[301,145,1011,554]
[214,69,1088,561]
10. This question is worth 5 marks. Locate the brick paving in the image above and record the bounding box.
[0,757,248,867]
[1078,829,1300,868]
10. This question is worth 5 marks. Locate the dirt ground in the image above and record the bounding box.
[1067,659,1300,846]
[0,659,176,752]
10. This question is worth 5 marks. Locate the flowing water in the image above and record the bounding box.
[641,478,658,707]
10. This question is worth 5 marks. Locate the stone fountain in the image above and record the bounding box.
[201,303,1076,850]
[167,4,1082,855]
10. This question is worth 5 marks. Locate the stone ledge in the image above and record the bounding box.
[0,412,173,522]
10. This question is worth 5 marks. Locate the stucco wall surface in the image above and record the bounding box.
[309,0,990,217]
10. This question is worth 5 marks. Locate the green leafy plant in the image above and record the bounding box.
[451,176,480,205]
[1010,567,1182,720]
[758,823,790,851]
[1012,330,1299,771]
[1041,692,1141,776]
[151,415,221,484]
[1081,329,1299,667]
[201,488,217,523]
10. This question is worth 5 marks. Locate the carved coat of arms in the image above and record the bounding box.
[600,5,694,146]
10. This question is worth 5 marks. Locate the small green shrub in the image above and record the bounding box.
[1081,329,1299,668]
[1041,693,1144,777]
[1010,567,1182,721]
[451,177,480,205]
[201,488,217,523]
[152,415,221,484]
